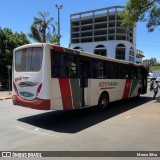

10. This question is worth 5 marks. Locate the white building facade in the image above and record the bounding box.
[70,6,144,63]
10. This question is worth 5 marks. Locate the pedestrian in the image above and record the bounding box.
[153,79,160,99]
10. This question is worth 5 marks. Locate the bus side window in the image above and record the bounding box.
[137,67,142,79]
[128,66,135,79]
[79,59,90,78]
[128,67,131,79]
[122,64,126,79]
[92,59,97,78]
[113,63,118,79]
[96,61,104,78]
[117,64,123,79]
[125,66,131,79]
[132,67,137,79]
[51,51,61,78]
[106,61,112,79]
[67,55,77,78]
[108,62,118,79]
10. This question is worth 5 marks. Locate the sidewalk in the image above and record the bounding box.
[0,90,12,100]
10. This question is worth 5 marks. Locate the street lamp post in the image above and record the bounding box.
[55,4,63,46]
[7,65,12,94]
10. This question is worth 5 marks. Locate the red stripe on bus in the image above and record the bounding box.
[123,79,132,99]
[59,79,72,110]
[52,46,64,52]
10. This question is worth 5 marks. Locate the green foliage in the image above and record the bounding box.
[119,0,160,32]
[143,57,159,67]
[0,27,30,81]
[149,65,160,71]
[50,33,62,44]
[157,62,160,66]
[29,11,58,43]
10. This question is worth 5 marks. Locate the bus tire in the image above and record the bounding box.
[98,93,109,111]
[137,88,141,98]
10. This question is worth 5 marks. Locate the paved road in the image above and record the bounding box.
[0,85,160,160]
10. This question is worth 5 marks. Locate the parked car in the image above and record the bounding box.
[156,77,160,82]
[147,72,153,82]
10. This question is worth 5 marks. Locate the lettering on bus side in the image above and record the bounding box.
[99,81,118,89]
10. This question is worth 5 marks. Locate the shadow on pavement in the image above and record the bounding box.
[155,96,160,103]
[18,96,152,133]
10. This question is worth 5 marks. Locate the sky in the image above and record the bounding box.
[0,0,160,61]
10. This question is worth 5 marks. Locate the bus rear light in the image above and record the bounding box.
[37,83,42,96]
[13,82,18,93]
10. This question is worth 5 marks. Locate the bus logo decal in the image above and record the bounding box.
[99,81,118,89]
[15,76,22,82]
[19,92,34,98]
[19,81,39,87]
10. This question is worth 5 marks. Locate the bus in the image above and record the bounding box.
[12,43,147,111]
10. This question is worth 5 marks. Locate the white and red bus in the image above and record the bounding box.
[12,43,147,111]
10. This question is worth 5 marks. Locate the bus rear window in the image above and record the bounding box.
[15,47,43,72]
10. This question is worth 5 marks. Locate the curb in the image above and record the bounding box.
[0,97,12,100]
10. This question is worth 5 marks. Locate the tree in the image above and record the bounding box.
[0,27,30,81]
[119,0,160,32]
[143,57,157,66]
[29,11,58,43]
[150,57,157,65]
[50,33,62,44]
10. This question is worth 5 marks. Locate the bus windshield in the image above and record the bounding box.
[15,47,43,72]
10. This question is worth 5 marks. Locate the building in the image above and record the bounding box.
[136,50,145,64]
[70,6,144,63]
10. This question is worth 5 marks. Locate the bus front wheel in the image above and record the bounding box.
[98,93,109,111]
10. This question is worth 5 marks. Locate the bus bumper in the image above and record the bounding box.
[12,95,50,110]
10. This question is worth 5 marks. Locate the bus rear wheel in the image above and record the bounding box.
[137,88,141,98]
[98,93,109,111]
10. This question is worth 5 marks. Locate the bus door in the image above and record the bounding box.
[79,59,90,107]
[13,47,43,101]
[141,67,148,94]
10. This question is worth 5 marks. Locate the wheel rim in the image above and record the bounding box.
[99,96,107,110]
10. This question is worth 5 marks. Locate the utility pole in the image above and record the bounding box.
[6,65,12,94]
[55,4,63,45]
